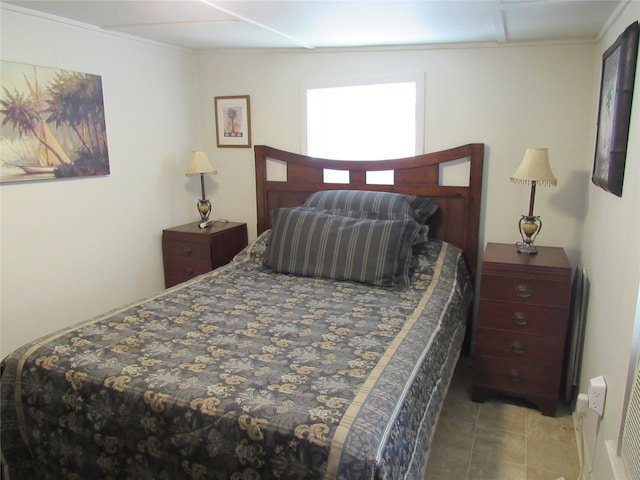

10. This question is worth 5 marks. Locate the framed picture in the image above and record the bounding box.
[1,60,110,183]
[214,95,251,148]
[592,21,639,197]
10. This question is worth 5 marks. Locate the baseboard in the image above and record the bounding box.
[606,440,630,480]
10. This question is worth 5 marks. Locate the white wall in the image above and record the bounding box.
[0,6,201,356]
[196,42,595,264]
[579,3,640,479]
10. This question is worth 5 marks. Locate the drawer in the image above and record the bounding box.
[474,356,561,398]
[163,258,212,285]
[478,300,568,337]
[475,328,564,367]
[163,239,211,261]
[480,274,570,308]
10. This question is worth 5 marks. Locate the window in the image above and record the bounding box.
[305,77,424,184]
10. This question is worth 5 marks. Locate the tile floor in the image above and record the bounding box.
[424,358,581,480]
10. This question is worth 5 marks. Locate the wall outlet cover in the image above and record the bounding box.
[588,375,606,416]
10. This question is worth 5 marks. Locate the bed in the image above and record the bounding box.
[1,143,484,479]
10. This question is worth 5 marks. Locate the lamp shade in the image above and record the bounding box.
[186,150,217,176]
[510,148,557,186]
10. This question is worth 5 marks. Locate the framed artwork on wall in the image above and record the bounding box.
[0,60,110,183]
[592,21,639,197]
[214,95,252,148]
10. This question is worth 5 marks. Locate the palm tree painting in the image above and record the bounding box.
[215,95,251,148]
[1,60,110,183]
[223,106,242,137]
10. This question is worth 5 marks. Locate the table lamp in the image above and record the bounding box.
[186,150,217,226]
[510,148,557,254]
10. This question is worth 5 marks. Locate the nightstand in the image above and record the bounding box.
[472,242,572,416]
[162,221,248,288]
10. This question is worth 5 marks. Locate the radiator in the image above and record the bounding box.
[565,266,589,403]
[622,359,640,480]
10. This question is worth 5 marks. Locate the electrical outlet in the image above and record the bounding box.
[588,375,606,416]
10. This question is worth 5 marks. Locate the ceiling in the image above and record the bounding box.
[4,0,624,50]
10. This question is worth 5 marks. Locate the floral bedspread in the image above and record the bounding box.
[1,232,472,479]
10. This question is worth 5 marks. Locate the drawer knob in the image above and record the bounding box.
[185,267,193,275]
[509,341,527,355]
[515,284,533,298]
[182,246,192,256]
[512,312,530,326]
[507,369,524,383]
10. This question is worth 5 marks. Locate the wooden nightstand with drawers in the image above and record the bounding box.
[472,242,572,416]
[162,221,248,288]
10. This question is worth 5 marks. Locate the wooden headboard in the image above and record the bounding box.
[254,144,484,282]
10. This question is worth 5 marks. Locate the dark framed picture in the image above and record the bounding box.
[214,95,251,148]
[592,21,639,197]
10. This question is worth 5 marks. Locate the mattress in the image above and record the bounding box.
[1,232,472,479]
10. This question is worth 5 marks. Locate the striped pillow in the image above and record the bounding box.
[300,207,429,246]
[265,207,421,288]
[303,190,438,224]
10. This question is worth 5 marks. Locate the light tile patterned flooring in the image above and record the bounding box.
[424,358,581,480]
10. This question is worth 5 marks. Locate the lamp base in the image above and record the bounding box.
[516,241,538,254]
[197,199,211,223]
[516,214,541,255]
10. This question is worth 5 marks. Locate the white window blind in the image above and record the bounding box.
[622,361,640,479]
[617,282,640,480]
